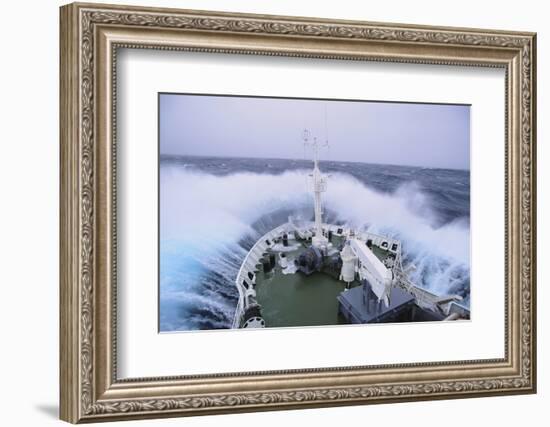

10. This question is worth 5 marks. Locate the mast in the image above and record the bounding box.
[303,129,328,248]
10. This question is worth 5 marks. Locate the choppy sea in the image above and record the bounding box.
[160,155,470,332]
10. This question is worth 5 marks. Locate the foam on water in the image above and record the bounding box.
[160,165,470,331]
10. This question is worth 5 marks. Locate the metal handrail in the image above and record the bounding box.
[231,222,291,328]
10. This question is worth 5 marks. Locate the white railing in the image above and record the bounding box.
[231,223,291,328]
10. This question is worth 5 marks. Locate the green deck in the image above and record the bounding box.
[253,233,394,328]
[254,237,367,328]
[255,268,357,328]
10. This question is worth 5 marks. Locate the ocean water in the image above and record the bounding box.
[159,155,470,332]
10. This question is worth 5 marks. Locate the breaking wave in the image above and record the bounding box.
[160,166,470,332]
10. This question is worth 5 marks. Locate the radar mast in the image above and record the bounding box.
[303,127,329,248]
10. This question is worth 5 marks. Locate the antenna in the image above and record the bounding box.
[323,104,330,161]
[302,128,310,144]
[303,131,327,167]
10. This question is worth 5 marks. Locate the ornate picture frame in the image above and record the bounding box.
[60,2,536,423]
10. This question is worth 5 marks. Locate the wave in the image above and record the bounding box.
[160,166,470,331]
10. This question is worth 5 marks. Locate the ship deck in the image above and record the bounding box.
[254,262,360,328]
[252,230,402,328]
[253,235,362,328]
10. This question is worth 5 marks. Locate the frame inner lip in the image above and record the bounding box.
[109,41,511,383]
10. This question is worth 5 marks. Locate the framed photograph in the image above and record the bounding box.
[60,2,537,423]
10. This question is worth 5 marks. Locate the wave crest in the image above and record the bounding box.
[160,167,470,331]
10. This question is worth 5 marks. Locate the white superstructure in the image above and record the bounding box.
[350,239,393,306]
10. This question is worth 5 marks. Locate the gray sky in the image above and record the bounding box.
[160,93,470,170]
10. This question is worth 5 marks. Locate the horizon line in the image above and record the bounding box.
[159,153,470,172]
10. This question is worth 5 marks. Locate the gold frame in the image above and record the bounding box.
[59,2,537,423]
